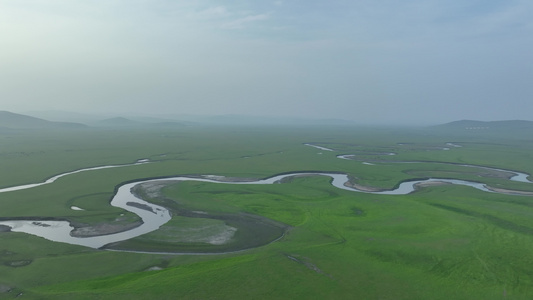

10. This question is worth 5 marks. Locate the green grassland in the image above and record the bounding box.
[1,125,533,299]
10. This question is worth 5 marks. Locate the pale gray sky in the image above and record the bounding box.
[1,0,532,124]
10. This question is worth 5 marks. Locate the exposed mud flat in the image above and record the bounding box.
[484,186,533,196]
[198,175,258,183]
[141,223,238,245]
[344,181,386,192]
[70,221,143,238]
[175,224,237,245]
[414,181,453,189]
[131,180,180,199]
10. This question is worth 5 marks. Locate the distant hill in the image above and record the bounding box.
[98,117,141,126]
[21,111,353,127]
[23,110,103,124]
[0,111,87,129]
[24,110,191,126]
[433,120,533,130]
[148,121,187,127]
[96,117,186,128]
[164,114,354,126]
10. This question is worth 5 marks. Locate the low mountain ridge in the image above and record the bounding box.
[98,117,141,126]
[0,111,87,129]
[434,119,533,130]
[96,117,186,127]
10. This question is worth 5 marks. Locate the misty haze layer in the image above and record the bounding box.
[1,1,532,124]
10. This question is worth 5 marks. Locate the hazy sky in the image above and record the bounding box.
[1,0,532,124]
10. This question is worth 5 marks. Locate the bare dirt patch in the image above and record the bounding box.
[131,180,180,200]
[344,180,386,192]
[414,181,453,189]
[70,221,142,237]
[485,186,533,196]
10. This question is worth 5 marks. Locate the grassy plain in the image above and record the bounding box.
[1,125,533,299]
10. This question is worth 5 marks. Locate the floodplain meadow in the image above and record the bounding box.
[1,125,533,299]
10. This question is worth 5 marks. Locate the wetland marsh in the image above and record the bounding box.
[1,125,533,299]
[2,144,531,252]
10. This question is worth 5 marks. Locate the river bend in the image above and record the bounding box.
[0,159,531,249]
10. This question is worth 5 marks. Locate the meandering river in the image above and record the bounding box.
[0,151,531,249]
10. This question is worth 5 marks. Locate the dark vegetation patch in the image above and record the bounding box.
[489,197,533,208]
[365,249,437,267]
[351,207,366,216]
[0,250,33,269]
[31,221,51,227]
[429,203,533,236]
[285,254,332,278]
[4,260,32,268]
[0,250,14,256]
[0,284,12,293]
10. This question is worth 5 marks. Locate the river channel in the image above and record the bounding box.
[0,155,531,250]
